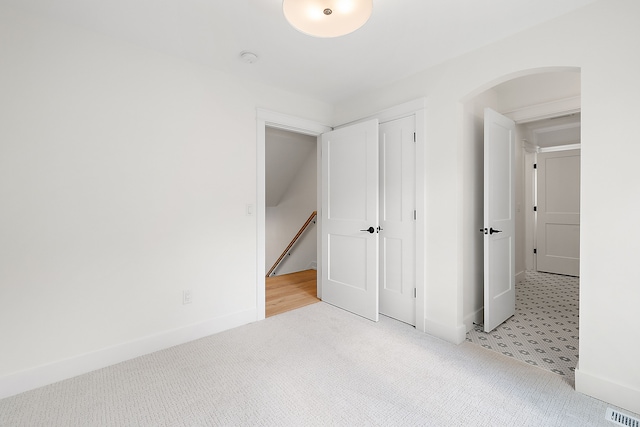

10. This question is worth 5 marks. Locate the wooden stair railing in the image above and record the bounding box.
[266,211,317,278]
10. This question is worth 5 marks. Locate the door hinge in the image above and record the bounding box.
[413,132,416,142]
[414,288,417,298]
[533,206,537,212]
[534,248,537,254]
[533,163,537,169]
[413,210,417,220]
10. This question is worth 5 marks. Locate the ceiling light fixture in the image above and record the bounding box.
[283,0,373,38]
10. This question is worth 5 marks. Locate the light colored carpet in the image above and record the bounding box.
[467,270,580,379]
[0,302,633,426]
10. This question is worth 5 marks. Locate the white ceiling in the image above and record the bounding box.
[3,0,597,104]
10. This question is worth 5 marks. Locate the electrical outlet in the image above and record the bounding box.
[183,290,192,305]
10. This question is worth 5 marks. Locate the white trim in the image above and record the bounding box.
[0,308,256,400]
[414,106,427,333]
[464,308,484,332]
[316,136,323,300]
[256,110,331,317]
[538,143,581,153]
[532,121,580,134]
[516,270,525,284]
[256,109,331,135]
[522,139,538,153]
[335,98,428,128]
[503,96,581,124]
[575,366,640,415]
[424,317,467,344]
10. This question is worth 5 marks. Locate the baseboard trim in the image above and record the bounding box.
[516,270,525,284]
[464,308,484,332]
[575,366,640,415]
[424,317,467,344]
[0,308,256,400]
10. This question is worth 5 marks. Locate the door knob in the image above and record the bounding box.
[360,226,375,234]
[489,228,502,234]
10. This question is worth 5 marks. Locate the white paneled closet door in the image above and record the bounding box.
[321,119,380,321]
[320,113,418,325]
[379,116,416,326]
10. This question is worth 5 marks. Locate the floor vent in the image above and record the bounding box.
[606,408,640,427]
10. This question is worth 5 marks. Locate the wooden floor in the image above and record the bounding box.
[266,269,320,318]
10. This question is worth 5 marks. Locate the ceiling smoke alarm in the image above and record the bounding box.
[240,51,258,64]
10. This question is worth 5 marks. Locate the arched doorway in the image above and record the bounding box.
[461,68,582,380]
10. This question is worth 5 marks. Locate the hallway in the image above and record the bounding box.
[266,269,320,317]
[466,271,579,379]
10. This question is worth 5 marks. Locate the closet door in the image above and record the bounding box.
[321,119,380,321]
[379,116,416,325]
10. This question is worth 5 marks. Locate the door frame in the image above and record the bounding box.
[257,99,427,331]
[256,109,332,320]
[502,97,581,277]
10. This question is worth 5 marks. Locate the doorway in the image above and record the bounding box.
[256,110,331,320]
[464,70,582,379]
[264,127,321,317]
[265,127,318,278]
[521,115,581,276]
[257,101,427,328]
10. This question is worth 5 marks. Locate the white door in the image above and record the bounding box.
[379,116,416,325]
[483,108,516,333]
[321,119,380,321]
[536,149,580,276]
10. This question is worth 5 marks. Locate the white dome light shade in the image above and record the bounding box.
[283,0,373,38]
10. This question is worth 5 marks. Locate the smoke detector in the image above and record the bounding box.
[240,51,258,64]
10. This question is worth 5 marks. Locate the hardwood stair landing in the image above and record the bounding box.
[266,269,320,318]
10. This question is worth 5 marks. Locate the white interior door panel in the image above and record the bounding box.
[321,119,379,321]
[483,108,516,333]
[379,116,416,325]
[536,150,580,276]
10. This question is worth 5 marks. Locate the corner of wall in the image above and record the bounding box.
[463,308,484,332]
[423,317,467,344]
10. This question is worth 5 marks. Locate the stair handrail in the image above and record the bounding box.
[266,211,317,277]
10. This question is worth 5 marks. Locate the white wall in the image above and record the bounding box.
[333,0,640,414]
[2,0,639,414]
[0,6,332,397]
[266,146,317,276]
[495,71,581,113]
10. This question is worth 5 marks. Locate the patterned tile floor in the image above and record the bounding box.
[466,270,579,379]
